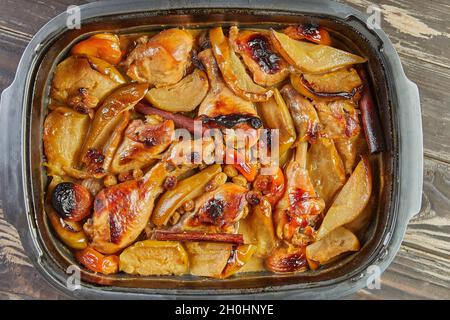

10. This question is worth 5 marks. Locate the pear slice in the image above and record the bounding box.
[306,227,360,265]
[316,156,372,240]
[270,29,367,74]
[210,27,273,102]
[145,69,209,112]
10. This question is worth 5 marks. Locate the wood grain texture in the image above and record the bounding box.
[0,0,449,300]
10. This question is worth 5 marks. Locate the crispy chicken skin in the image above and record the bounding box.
[110,118,175,173]
[124,28,193,87]
[229,27,290,87]
[51,56,120,106]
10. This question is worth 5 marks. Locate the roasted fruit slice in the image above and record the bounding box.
[80,83,149,176]
[270,29,366,74]
[283,24,331,45]
[51,182,93,222]
[252,167,286,207]
[51,56,122,106]
[110,118,175,173]
[124,28,193,87]
[307,137,346,206]
[181,183,249,234]
[221,244,257,278]
[290,68,363,101]
[145,69,209,112]
[209,27,273,102]
[75,247,119,275]
[184,242,233,278]
[47,206,88,250]
[43,107,90,178]
[266,245,308,273]
[315,99,363,174]
[229,27,290,86]
[281,84,322,143]
[306,227,360,266]
[71,33,123,65]
[246,195,277,258]
[274,143,325,244]
[316,157,372,240]
[119,240,189,276]
[257,88,296,161]
[152,164,222,227]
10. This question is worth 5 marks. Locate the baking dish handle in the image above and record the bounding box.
[0,82,27,228]
[400,79,423,221]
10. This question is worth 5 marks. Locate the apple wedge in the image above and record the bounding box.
[290,67,363,101]
[145,69,209,112]
[307,137,346,206]
[316,156,372,240]
[306,226,360,265]
[209,27,273,102]
[270,29,367,74]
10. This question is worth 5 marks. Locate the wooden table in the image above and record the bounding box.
[0,0,448,300]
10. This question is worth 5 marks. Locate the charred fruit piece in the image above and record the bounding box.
[283,24,332,45]
[51,182,93,222]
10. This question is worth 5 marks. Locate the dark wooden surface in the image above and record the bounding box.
[0,0,449,300]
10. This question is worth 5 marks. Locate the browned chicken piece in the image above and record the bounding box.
[51,56,121,107]
[274,144,325,245]
[197,49,261,147]
[229,27,290,87]
[80,83,149,177]
[110,118,175,173]
[177,183,249,234]
[123,28,193,87]
[314,100,363,174]
[281,84,322,143]
[87,140,212,254]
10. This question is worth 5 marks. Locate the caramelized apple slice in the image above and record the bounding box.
[80,83,148,176]
[75,247,119,275]
[316,157,372,240]
[306,227,360,265]
[71,33,123,65]
[124,28,193,87]
[290,68,363,101]
[246,195,277,258]
[307,137,346,206]
[43,107,90,178]
[184,242,233,278]
[283,24,331,45]
[257,88,296,160]
[119,240,189,276]
[221,244,257,278]
[281,84,322,143]
[209,27,273,102]
[152,164,222,226]
[145,69,209,112]
[270,29,367,74]
[229,26,290,86]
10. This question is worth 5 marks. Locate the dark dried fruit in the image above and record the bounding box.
[51,182,93,222]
